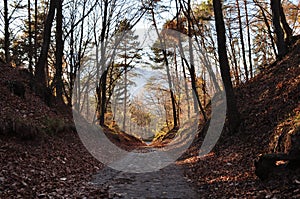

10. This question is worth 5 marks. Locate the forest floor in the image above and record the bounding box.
[0,40,299,198]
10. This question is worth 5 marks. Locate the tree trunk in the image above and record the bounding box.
[187,0,207,121]
[123,65,128,132]
[213,0,240,133]
[28,0,33,74]
[35,0,56,87]
[236,0,248,81]
[55,0,64,103]
[244,0,253,78]
[151,6,178,128]
[270,0,287,58]
[98,0,109,126]
[279,2,293,42]
[34,0,38,66]
[68,24,75,107]
[254,0,278,57]
[176,0,190,120]
[227,16,240,86]
[4,0,10,64]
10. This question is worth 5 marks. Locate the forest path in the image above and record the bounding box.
[92,147,199,199]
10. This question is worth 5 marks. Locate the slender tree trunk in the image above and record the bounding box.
[254,0,278,57]
[180,52,191,119]
[55,0,64,103]
[213,0,240,133]
[4,0,10,64]
[244,0,253,78]
[187,0,207,121]
[76,69,81,111]
[28,0,33,74]
[68,24,75,106]
[123,65,128,132]
[236,0,248,81]
[86,82,90,120]
[175,0,190,119]
[225,6,240,84]
[201,70,206,107]
[99,0,109,126]
[35,0,56,86]
[227,20,240,85]
[187,6,222,93]
[34,0,38,66]
[270,0,287,58]
[279,2,293,42]
[151,6,178,128]
[173,46,181,125]
[122,43,128,131]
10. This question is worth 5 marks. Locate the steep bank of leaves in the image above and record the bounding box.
[182,38,300,197]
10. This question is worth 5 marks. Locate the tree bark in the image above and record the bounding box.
[244,0,253,78]
[34,0,38,66]
[253,0,278,57]
[98,0,109,126]
[27,0,33,74]
[187,0,207,121]
[151,5,178,128]
[227,14,240,86]
[213,0,240,133]
[236,0,248,81]
[270,0,287,58]
[279,2,293,42]
[55,0,64,103]
[4,0,10,64]
[35,0,56,87]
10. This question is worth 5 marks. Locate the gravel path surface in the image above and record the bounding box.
[92,148,199,199]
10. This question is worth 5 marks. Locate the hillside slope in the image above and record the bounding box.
[182,39,300,197]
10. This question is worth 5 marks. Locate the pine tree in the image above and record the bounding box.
[109,19,141,131]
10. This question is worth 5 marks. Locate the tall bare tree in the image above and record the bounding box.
[27,0,33,74]
[54,0,63,103]
[150,4,178,128]
[253,0,277,57]
[4,0,10,63]
[279,2,293,42]
[270,0,287,58]
[236,0,248,81]
[35,0,56,87]
[244,0,253,78]
[213,0,240,133]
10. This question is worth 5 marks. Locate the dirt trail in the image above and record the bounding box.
[92,148,199,199]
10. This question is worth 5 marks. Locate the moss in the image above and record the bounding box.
[42,117,65,135]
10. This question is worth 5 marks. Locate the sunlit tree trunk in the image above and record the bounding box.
[279,2,293,42]
[226,6,240,85]
[227,19,240,86]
